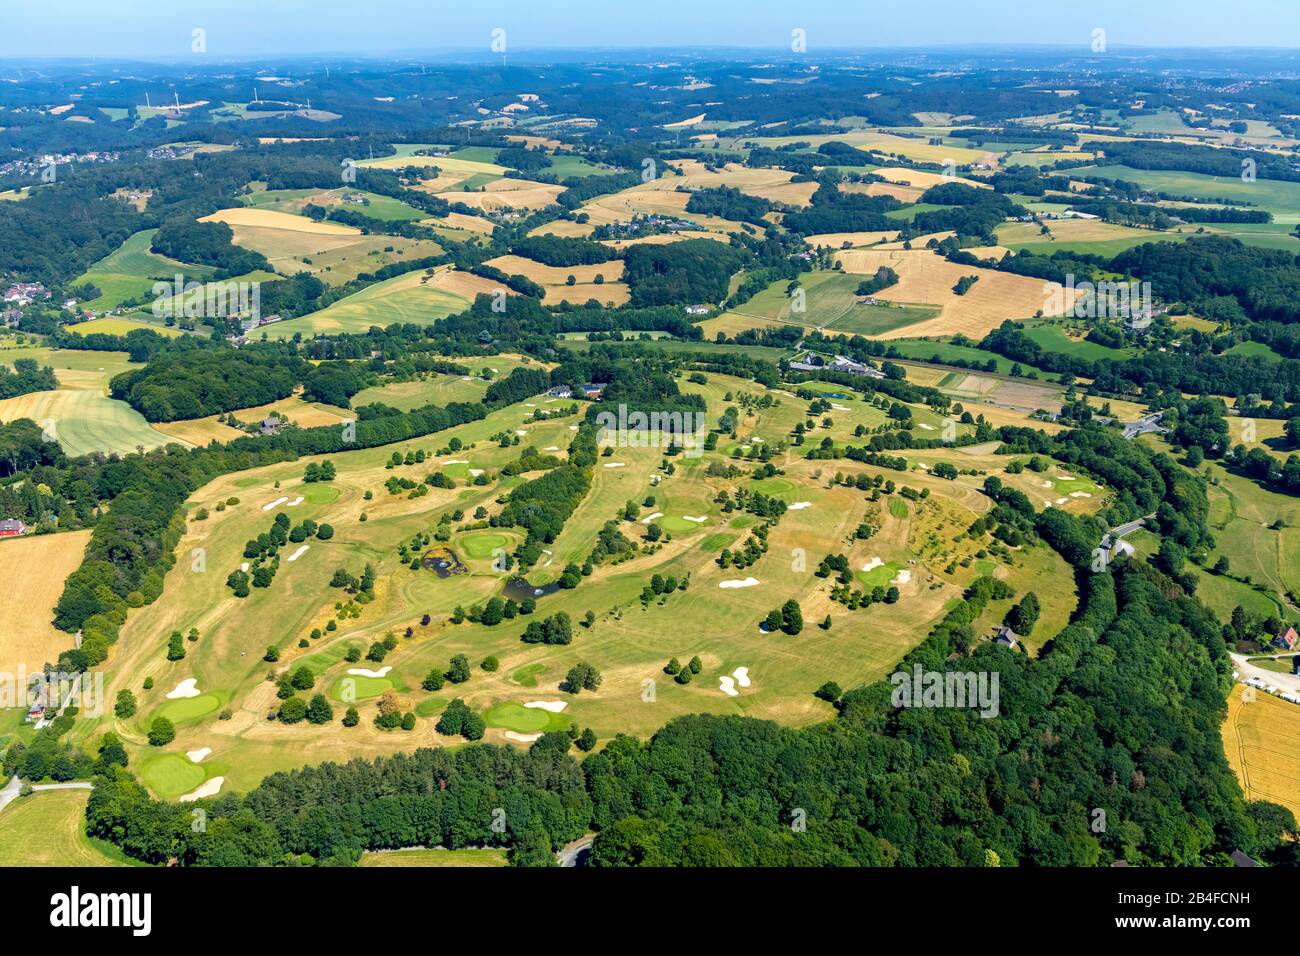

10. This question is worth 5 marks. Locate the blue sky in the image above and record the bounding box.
[2,0,1298,58]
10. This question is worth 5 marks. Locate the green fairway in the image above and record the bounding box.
[0,382,179,457]
[1073,165,1300,223]
[331,675,394,701]
[1021,323,1134,361]
[266,270,474,338]
[511,663,547,688]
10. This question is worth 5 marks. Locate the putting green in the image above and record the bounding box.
[301,483,341,504]
[483,701,570,733]
[511,663,546,688]
[415,696,447,717]
[442,462,471,480]
[138,753,207,799]
[330,675,394,701]
[889,498,909,519]
[154,693,221,725]
[659,515,702,534]
[459,531,510,560]
[750,477,795,496]
[857,562,903,589]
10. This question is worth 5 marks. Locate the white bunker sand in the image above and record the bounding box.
[444,459,468,465]
[1058,473,1076,480]
[240,562,249,573]
[918,423,936,431]
[516,429,528,436]
[544,446,560,451]
[683,515,707,523]
[831,403,849,411]
[287,545,310,562]
[641,512,664,524]
[788,501,811,510]
[504,731,543,743]
[186,748,212,763]
[603,462,626,469]
[718,676,739,697]
[262,496,289,511]
[179,777,224,802]
[347,666,391,678]
[891,569,912,586]
[468,468,484,477]
[1070,491,1092,498]
[285,496,304,507]
[733,666,751,688]
[524,700,567,713]
[166,678,201,699]
[720,577,760,589]
[861,557,883,572]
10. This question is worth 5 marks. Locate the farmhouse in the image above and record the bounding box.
[547,385,574,399]
[0,518,26,537]
[577,382,607,399]
[684,304,710,315]
[994,626,1019,649]
[1273,625,1299,651]
[259,417,282,436]
[788,351,885,379]
[0,308,21,327]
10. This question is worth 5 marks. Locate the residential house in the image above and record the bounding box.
[259,417,282,436]
[1272,625,1299,651]
[0,518,26,537]
[547,385,574,399]
[684,304,710,315]
[577,382,608,400]
[994,626,1019,649]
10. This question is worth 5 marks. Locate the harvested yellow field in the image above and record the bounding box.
[361,153,507,176]
[840,181,925,203]
[486,254,624,285]
[744,179,818,207]
[879,231,956,249]
[664,113,707,128]
[428,211,496,235]
[0,529,92,675]
[199,208,361,234]
[833,248,1077,340]
[225,392,351,429]
[224,224,371,266]
[452,180,564,212]
[598,231,729,249]
[435,268,517,301]
[505,134,563,149]
[997,217,1155,247]
[805,230,900,249]
[67,318,183,338]
[1223,684,1300,821]
[871,167,991,190]
[153,415,246,446]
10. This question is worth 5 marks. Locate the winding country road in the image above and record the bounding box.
[0,776,93,815]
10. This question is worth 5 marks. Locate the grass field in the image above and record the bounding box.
[0,529,92,675]
[1222,684,1300,822]
[0,789,136,867]
[994,218,1182,257]
[74,229,217,310]
[1021,322,1134,362]
[265,267,495,338]
[1072,165,1300,224]
[66,317,184,338]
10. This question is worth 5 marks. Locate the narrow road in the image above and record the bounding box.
[557,834,594,867]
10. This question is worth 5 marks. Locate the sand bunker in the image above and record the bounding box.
[718,675,739,697]
[1070,491,1092,498]
[240,562,250,573]
[683,515,707,523]
[603,462,626,469]
[285,496,304,507]
[544,446,560,451]
[1055,497,1069,505]
[347,666,391,678]
[468,468,484,477]
[287,545,310,562]
[1041,481,1053,488]
[569,425,579,431]
[861,557,883,572]
[444,459,468,465]
[733,666,751,688]
[516,429,528,436]
[918,423,936,431]
[641,512,664,524]
[179,777,224,802]
[788,501,811,510]
[891,569,912,586]
[720,577,760,589]
[262,496,289,511]
[525,700,567,713]
[166,678,201,700]
[186,748,212,763]
[831,403,849,411]
[1058,473,1076,480]
[504,731,543,743]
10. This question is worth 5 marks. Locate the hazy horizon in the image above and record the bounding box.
[3,0,1299,60]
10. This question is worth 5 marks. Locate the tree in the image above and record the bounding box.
[780,600,803,635]
[263,645,280,662]
[1286,417,1300,449]
[576,728,597,751]
[446,654,471,684]
[814,681,842,703]
[422,669,445,691]
[1006,592,1041,636]
[306,694,333,724]
[290,665,315,691]
[565,662,602,694]
[166,631,186,661]
[342,706,360,727]
[279,697,308,723]
[114,689,136,718]
[147,717,175,746]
